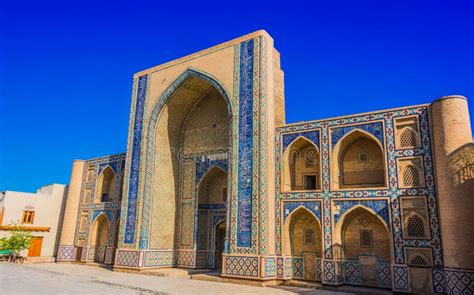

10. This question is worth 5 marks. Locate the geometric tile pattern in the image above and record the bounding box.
[56,245,76,261]
[331,121,384,148]
[444,268,474,295]
[115,250,140,267]
[393,265,409,292]
[377,262,392,288]
[104,247,114,264]
[316,258,323,281]
[432,268,447,294]
[293,257,304,279]
[283,201,322,223]
[224,256,259,277]
[176,251,195,267]
[344,261,361,285]
[282,130,320,152]
[143,251,174,267]
[265,257,276,277]
[323,260,336,283]
[333,200,389,225]
[285,257,293,278]
[277,257,284,279]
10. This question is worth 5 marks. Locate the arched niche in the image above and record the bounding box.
[89,214,110,262]
[198,166,228,206]
[147,70,231,251]
[333,206,391,288]
[282,137,321,192]
[332,129,386,190]
[95,166,115,203]
[283,206,323,281]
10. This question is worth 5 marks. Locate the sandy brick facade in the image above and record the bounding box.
[57,31,473,294]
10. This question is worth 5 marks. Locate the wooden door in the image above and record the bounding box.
[28,237,43,257]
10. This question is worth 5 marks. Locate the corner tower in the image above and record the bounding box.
[430,95,474,293]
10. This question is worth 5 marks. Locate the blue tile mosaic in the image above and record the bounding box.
[237,39,254,248]
[282,130,320,152]
[196,157,228,183]
[331,122,384,148]
[333,200,390,226]
[124,74,147,244]
[92,210,114,223]
[283,201,322,223]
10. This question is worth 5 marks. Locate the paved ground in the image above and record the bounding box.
[0,263,370,295]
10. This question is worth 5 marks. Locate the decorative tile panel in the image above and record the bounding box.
[115,250,140,267]
[283,201,322,223]
[331,121,384,148]
[393,265,410,292]
[124,75,148,244]
[293,257,304,279]
[282,130,320,152]
[344,260,361,285]
[377,262,392,288]
[236,39,254,248]
[224,256,259,277]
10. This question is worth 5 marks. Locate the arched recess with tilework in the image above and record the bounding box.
[196,166,228,269]
[145,69,232,255]
[89,213,110,262]
[95,166,115,203]
[334,206,391,288]
[332,129,386,189]
[282,137,321,192]
[283,206,323,281]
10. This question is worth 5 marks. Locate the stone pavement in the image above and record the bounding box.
[0,263,371,295]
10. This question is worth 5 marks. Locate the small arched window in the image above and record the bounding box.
[407,214,426,238]
[403,165,421,187]
[400,128,418,148]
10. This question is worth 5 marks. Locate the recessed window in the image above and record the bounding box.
[304,174,317,190]
[304,228,315,245]
[400,128,418,148]
[403,165,421,187]
[22,211,35,224]
[358,152,369,163]
[407,214,426,238]
[360,230,373,248]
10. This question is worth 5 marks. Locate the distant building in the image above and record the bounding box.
[56,31,474,294]
[0,184,68,261]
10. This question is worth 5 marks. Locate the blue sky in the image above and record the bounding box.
[0,0,473,192]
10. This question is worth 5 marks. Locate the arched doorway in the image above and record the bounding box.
[197,166,228,269]
[283,207,323,281]
[338,207,391,288]
[90,214,110,263]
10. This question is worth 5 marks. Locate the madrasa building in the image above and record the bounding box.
[55,31,474,294]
